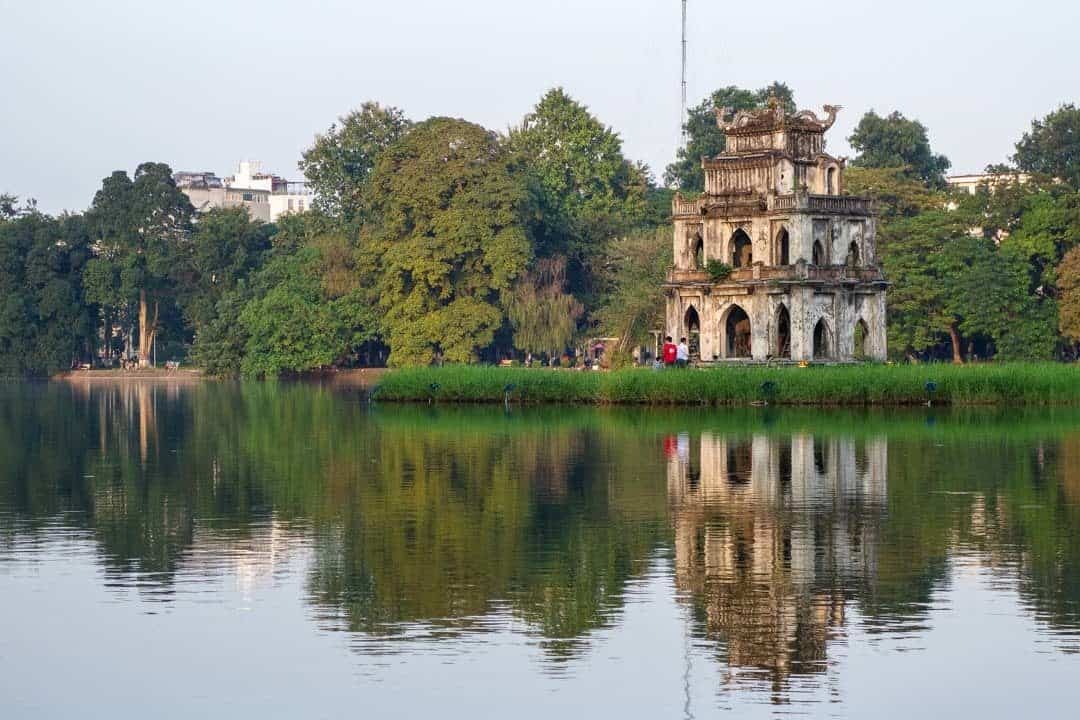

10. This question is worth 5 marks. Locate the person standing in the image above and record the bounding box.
[676,337,689,368]
[662,336,678,367]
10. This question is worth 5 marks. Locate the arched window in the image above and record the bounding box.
[826,166,837,195]
[685,306,700,359]
[776,305,791,359]
[692,233,704,269]
[854,319,869,360]
[776,228,790,265]
[813,318,830,359]
[812,240,826,266]
[731,229,753,268]
[725,305,752,358]
[847,241,860,266]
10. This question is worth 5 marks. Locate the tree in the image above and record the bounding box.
[364,117,533,366]
[665,83,795,191]
[238,246,376,377]
[0,212,95,374]
[594,228,672,352]
[510,88,648,307]
[85,163,194,367]
[1059,245,1080,345]
[843,166,943,222]
[299,102,411,222]
[849,111,951,187]
[181,207,273,335]
[505,256,583,357]
[1014,104,1080,187]
[0,194,17,221]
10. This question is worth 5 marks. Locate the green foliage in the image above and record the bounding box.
[0,193,18,220]
[374,364,1080,405]
[0,212,95,374]
[510,88,650,311]
[705,259,732,282]
[1057,245,1080,343]
[238,247,376,377]
[365,117,533,366]
[843,166,943,221]
[181,208,273,335]
[594,228,671,351]
[506,256,583,355]
[84,163,195,364]
[665,82,795,191]
[1014,104,1080,187]
[299,102,411,222]
[849,110,951,187]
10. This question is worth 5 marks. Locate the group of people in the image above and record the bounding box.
[661,336,690,369]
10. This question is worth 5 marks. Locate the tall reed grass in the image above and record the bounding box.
[372,363,1080,406]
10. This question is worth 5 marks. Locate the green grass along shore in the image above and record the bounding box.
[372,363,1080,406]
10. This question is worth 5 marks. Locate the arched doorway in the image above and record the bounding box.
[812,240,826,265]
[854,319,869,360]
[776,305,791,359]
[731,229,753,268]
[692,233,704,269]
[846,241,860,266]
[776,227,790,265]
[813,318,830,359]
[685,305,700,360]
[725,305,752,358]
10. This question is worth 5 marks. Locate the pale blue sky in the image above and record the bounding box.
[1,0,1076,213]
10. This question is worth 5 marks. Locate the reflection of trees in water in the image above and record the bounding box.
[5,387,1080,666]
[668,433,887,690]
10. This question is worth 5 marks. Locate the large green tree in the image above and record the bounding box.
[238,245,376,377]
[0,212,95,374]
[181,207,273,335]
[665,82,795,191]
[594,228,672,352]
[299,102,411,222]
[364,117,533,366]
[1014,104,1080,187]
[1058,245,1080,347]
[509,88,648,310]
[84,163,194,366]
[505,256,583,357]
[848,111,951,187]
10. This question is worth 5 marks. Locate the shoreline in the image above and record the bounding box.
[369,363,1080,406]
[42,363,1080,406]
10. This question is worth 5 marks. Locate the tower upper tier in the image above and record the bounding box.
[702,98,848,198]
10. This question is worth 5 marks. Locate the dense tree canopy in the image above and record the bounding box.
[299,102,411,222]
[0,212,94,374]
[848,110,951,187]
[84,163,194,366]
[665,82,795,192]
[1014,104,1080,188]
[364,117,533,365]
[6,91,1080,375]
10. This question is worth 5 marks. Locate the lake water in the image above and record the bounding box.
[2,382,1080,718]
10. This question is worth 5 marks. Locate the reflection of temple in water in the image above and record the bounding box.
[667,432,887,687]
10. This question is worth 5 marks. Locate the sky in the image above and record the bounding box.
[1,0,1077,214]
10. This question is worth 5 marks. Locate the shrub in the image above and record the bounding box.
[706,259,733,282]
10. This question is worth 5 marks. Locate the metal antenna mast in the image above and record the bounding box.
[681,0,688,146]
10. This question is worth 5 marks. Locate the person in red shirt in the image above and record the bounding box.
[662,336,678,367]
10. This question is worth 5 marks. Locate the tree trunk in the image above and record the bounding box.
[137,291,159,368]
[948,323,965,365]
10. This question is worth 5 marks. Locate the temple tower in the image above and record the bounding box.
[664,99,887,362]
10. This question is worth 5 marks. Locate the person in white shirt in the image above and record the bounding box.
[676,338,689,368]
